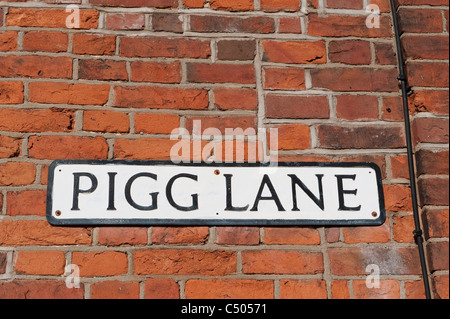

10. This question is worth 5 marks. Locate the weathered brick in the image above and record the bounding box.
[97,227,148,246]
[328,40,371,65]
[0,162,36,186]
[217,40,256,60]
[72,251,128,277]
[353,280,400,299]
[89,0,177,7]
[7,190,46,216]
[0,220,91,245]
[215,227,260,245]
[0,136,21,158]
[29,82,110,105]
[144,278,180,299]
[0,280,84,299]
[151,227,209,244]
[185,279,274,299]
[187,63,255,84]
[134,113,180,134]
[91,281,140,299]
[262,40,326,64]
[263,228,321,245]
[190,15,275,33]
[6,8,98,29]
[106,13,145,30]
[28,136,108,159]
[279,280,327,299]
[14,251,65,275]
[242,250,323,274]
[0,108,74,132]
[23,31,68,53]
[120,37,211,58]
[0,81,23,104]
[78,59,128,81]
[213,88,258,111]
[130,61,181,83]
[134,249,237,275]
[114,86,209,110]
[266,95,329,119]
[0,55,72,79]
[73,33,116,55]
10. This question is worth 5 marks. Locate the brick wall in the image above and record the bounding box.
[0,0,448,299]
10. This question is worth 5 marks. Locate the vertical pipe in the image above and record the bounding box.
[389,0,432,299]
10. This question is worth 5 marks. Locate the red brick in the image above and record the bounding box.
[185,279,274,299]
[0,31,18,51]
[343,219,391,244]
[28,136,108,159]
[144,278,180,299]
[114,86,209,110]
[7,190,46,217]
[130,61,181,83]
[134,113,180,134]
[327,0,363,9]
[262,40,326,64]
[266,95,329,119]
[106,13,145,30]
[0,81,23,104]
[83,110,130,133]
[308,14,392,37]
[390,154,409,179]
[331,280,350,299]
[428,241,450,272]
[279,17,302,33]
[182,0,205,8]
[23,31,68,53]
[0,162,36,186]
[340,154,387,179]
[405,280,426,299]
[328,40,371,65]
[213,88,258,111]
[72,251,128,277]
[0,220,91,245]
[335,95,379,120]
[78,59,128,81]
[328,247,421,275]
[217,40,256,60]
[280,279,327,299]
[374,42,397,65]
[190,15,275,33]
[384,184,413,212]
[114,138,181,160]
[242,250,323,274]
[134,249,237,275]
[413,118,449,144]
[382,96,404,121]
[0,251,6,275]
[91,281,140,299]
[409,90,449,115]
[151,227,209,244]
[0,108,74,132]
[433,275,449,299]
[353,280,400,299]
[423,208,449,238]
[120,37,211,58]
[398,8,443,33]
[407,62,449,88]
[152,13,183,32]
[0,280,84,299]
[0,136,21,158]
[29,82,110,105]
[402,35,449,60]
[263,227,321,245]
[215,227,260,245]
[14,251,65,275]
[311,68,398,92]
[416,149,449,175]
[210,0,254,11]
[73,33,116,55]
[393,214,415,243]
[418,177,449,206]
[187,63,255,84]
[185,115,257,135]
[89,0,177,7]
[270,124,311,150]
[0,55,72,79]
[318,125,405,149]
[6,8,99,29]
[264,67,305,90]
[97,227,148,246]
[260,0,300,11]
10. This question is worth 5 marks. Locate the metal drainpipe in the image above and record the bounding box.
[389,0,432,299]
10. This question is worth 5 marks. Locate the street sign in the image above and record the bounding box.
[46,160,385,226]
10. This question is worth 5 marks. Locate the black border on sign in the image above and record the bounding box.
[46,160,386,227]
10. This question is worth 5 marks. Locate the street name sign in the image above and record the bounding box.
[46,160,385,226]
